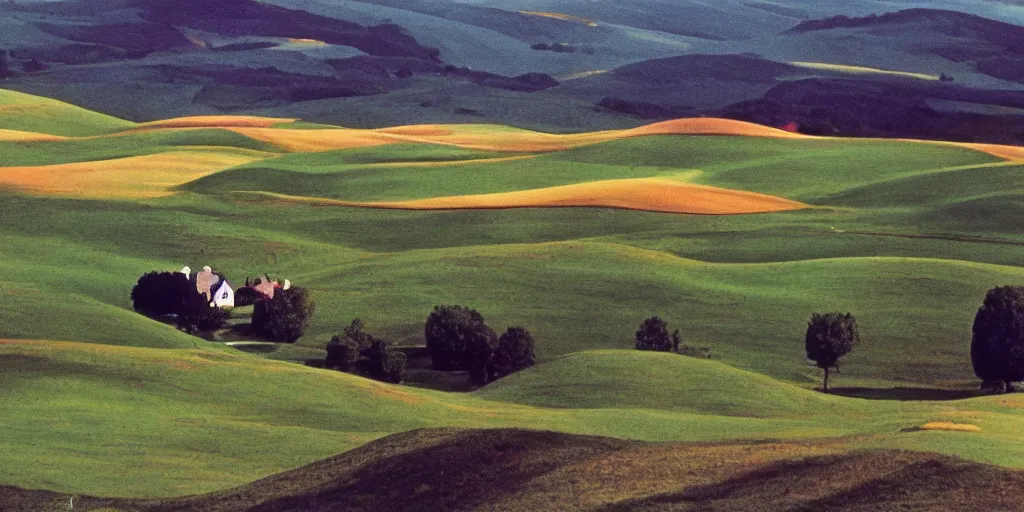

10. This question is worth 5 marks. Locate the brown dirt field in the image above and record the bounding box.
[0,151,264,198]
[248,178,807,215]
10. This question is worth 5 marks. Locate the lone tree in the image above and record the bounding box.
[252,287,315,343]
[805,312,859,393]
[130,271,193,317]
[635,316,674,352]
[971,286,1024,394]
[489,327,536,381]
[424,305,494,371]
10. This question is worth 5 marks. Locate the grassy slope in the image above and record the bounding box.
[5,341,1024,500]
[0,129,279,167]
[3,128,1022,383]
[17,428,1024,512]
[3,97,1024,500]
[0,89,135,136]
[184,136,1001,202]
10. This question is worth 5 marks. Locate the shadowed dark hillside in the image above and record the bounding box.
[608,450,1024,511]
[5,429,1024,512]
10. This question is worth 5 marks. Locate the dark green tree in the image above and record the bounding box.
[252,287,315,343]
[489,327,536,380]
[465,330,497,386]
[635,316,673,352]
[363,338,407,384]
[805,312,859,393]
[671,329,683,353]
[326,319,371,371]
[130,271,193,317]
[971,286,1024,393]
[233,286,263,307]
[175,291,230,334]
[424,305,494,371]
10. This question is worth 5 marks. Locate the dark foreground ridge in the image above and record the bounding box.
[4,428,1024,511]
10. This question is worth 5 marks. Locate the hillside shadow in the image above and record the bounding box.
[829,387,976,401]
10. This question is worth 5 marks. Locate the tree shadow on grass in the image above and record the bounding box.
[829,387,977,401]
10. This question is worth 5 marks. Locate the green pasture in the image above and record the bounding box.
[2,89,1024,500]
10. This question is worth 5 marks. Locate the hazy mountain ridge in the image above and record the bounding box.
[2,1,1024,142]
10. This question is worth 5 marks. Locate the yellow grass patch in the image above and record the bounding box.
[789,61,940,81]
[134,116,298,130]
[0,128,67,142]
[956,142,1024,161]
[561,70,610,81]
[621,118,811,139]
[227,127,399,152]
[890,138,1024,162]
[287,38,327,46]
[0,150,265,199]
[374,125,456,137]
[518,11,599,27]
[249,178,808,215]
[367,118,812,153]
[918,422,982,433]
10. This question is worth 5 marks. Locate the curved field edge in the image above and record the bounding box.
[229,178,808,215]
[3,340,1024,499]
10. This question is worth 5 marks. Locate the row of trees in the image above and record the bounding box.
[325,305,536,386]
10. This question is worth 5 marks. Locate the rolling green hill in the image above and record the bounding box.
[2,91,1024,503]
[0,89,135,136]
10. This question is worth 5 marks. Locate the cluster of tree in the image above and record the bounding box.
[425,305,536,386]
[252,288,315,343]
[634,316,711,358]
[325,319,406,383]
[972,286,1024,394]
[131,271,230,335]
